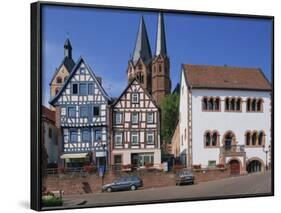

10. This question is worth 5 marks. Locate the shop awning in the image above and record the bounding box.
[60,153,89,159]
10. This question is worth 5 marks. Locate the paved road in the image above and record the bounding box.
[62,171,272,208]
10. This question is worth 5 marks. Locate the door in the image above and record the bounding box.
[131,154,139,170]
[230,160,240,175]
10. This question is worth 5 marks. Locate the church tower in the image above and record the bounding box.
[49,38,75,110]
[127,16,152,93]
[152,13,171,104]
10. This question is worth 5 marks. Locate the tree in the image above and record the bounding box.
[159,93,180,150]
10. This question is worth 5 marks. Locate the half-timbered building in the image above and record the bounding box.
[49,57,111,169]
[111,79,161,169]
[178,64,272,175]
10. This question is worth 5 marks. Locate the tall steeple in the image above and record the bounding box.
[64,38,72,59]
[132,16,152,65]
[152,12,171,104]
[155,13,167,56]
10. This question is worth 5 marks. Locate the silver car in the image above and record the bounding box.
[102,176,143,192]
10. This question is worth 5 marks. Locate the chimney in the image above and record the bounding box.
[96,76,102,85]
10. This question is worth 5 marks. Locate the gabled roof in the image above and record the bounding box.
[155,13,167,57]
[182,64,272,91]
[111,78,160,109]
[132,16,152,66]
[49,56,75,85]
[49,57,111,106]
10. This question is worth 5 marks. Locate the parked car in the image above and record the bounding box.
[102,175,143,192]
[175,169,194,185]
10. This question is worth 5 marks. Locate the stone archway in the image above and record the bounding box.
[228,159,241,175]
[247,158,264,173]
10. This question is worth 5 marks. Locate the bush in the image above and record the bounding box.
[42,195,63,207]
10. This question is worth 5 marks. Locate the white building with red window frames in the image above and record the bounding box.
[178,64,272,175]
[111,79,161,170]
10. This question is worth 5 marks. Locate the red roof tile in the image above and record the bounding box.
[182,64,271,91]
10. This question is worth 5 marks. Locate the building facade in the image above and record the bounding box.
[49,57,111,169]
[127,13,171,104]
[42,106,59,166]
[111,79,161,169]
[178,64,272,175]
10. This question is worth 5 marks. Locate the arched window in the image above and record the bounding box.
[212,132,218,146]
[258,131,264,146]
[236,98,241,111]
[252,99,257,111]
[225,98,230,111]
[247,99,251,111]
[56,76,62,84]
[246,132,251,146]
[214,98,220,110]
[230,98,235,110]
[158,64,162,72]
[208,98,214,110]
[202,97,208,110]
[224,131,235,149]
[138,64,142,70]
[205,132,211,147]
[257,99,263,112]
[252,132,257,146]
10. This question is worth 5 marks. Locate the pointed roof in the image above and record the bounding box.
[132,16,152,65]
[49,57,111,106]
[155,13,167,56]
[64,38,72,50]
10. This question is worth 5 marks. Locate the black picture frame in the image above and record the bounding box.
[31,1,274,211]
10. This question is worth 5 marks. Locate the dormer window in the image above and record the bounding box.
[132,93,139,103]
[56,76,62,84]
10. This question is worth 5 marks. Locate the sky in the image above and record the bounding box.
[42,5,272,107]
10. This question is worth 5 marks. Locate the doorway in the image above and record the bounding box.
[229,159,240,175]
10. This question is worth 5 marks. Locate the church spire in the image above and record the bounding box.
[155,13,167,56]
[132,16,152,65]
[64,38,72,59]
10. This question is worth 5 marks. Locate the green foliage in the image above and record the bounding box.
[42,195,63,207]
[159,93,180,146]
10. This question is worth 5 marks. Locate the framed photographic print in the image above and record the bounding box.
[31,1,274,211]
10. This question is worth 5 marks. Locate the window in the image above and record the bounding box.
[114,112,122,124]
[146,132,154,144]
[212,132,218,146]
[93,106,100,116]
[82,128,90,141]
[131,132,139,145]
[80,106,88,117]
[258,132,264,146]
[202,97,208,110]
[252,132,257,146]
[131,112,138,124]
[230,98,235,110]
[236,98,241,111]
[208,98,214,110]
[214,98,220,110]
[139,154,154,167]
[202,97,220,111]
[147,112,153,124]
[158,64,162,72]
[114,155,122,165]
[55,88,59,94]
[225,98,230,111]
[114,132,123,146]
[247,99,251,111]
[252,99,257,111]
[56,76,62,84]
[246,132,251,146]
[48,128,52,138]
[80,68,86,74]
[205,132,211,147]
[257,99,263,112]
[88,83,93,95]
[72,84,78,94]
[61,108,66,116]
[208,160,216,168]
[247,98,263,112]
[132,93,139,103]
[68,107,76,117]
[79,83,87,95]
[70,129,77,142]
[94,129,101,141]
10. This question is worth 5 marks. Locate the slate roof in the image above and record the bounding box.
[132,16,152,66]
[182,64,271,91]
[155,13,167,56]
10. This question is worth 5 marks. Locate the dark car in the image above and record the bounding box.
[175,169,194,185]
[102,176,143,192]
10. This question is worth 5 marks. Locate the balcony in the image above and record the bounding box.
[220,145,245,157]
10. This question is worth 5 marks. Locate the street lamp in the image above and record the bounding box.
[262,144,271,170]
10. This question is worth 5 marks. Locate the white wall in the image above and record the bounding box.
[191,89,271,167]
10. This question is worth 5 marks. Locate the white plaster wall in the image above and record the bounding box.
[179,71,189,161]
[191,89,271,167]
